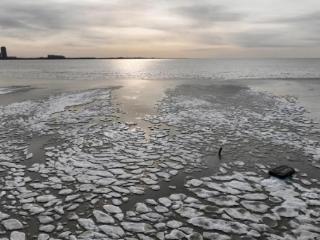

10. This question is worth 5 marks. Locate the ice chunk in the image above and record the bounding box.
[103,204,122,214]
[188,217,248,234]
[99,225,125,238]
[93,210,115,224]
[10,231,26,240]
[121,222,153,233]
[36,195,56,203]
[176,207,203,218]
[158,197,172,207]
[0,212,10,221]
[240,193,268,200]
[2,219,24,230]
[206,182,241,194]
[225,180,255,192]
[77,218,97,231]
[241,200,269,213]
[141,178,157,185]
[273,206,299,218]
[37,233,50,240]
[167,220,183,229]
[39,225,55,233]
[186,179,203,187]
[38,216,54,224]
[207,195,239,207]
[165,229,186,239]
[224,208,260,223]
[135,203,152,213]
[203,232,231,240]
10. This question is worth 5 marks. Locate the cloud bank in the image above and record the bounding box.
[0,0,319,57]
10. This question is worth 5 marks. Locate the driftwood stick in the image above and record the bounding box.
[218,147,223,157]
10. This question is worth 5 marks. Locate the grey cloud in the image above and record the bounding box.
[0,0,163,40]
[173,4,244,24]
[280,12,320,39]
[245,11,320,48]
[0,17,27,29]
[0,1,85,35]
[231,30,319,48]
[271,11,320,25]
[0,0,319,57]
[232,32,293,48]
[258,11,320,36]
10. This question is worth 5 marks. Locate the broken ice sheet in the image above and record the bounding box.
[0,84,320,239]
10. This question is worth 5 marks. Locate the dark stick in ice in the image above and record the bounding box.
[218,147,223,158]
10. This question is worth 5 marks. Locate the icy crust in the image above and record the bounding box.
[145,85,320,167]
[0,86,31,95]
[66,163,319,240]
[0,84,320,239]
[0,88,205,239]
[0,87,13,95]
[0,89,114,132]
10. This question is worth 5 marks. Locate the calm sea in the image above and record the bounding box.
[1,58,320,120]
[0,58,320,84]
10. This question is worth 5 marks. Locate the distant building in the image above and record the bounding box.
[1,46,7,59]
[47,54,65,59]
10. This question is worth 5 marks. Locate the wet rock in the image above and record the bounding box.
[269,165,295,178]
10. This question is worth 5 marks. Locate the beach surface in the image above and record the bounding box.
[0,59,320,239]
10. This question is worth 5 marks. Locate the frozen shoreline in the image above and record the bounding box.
[0,82,319,239]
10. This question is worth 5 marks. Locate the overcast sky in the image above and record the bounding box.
[1,0,320,58]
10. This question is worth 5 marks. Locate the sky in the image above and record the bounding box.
[0,0,320,58]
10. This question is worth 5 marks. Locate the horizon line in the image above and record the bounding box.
[2,56,320,60]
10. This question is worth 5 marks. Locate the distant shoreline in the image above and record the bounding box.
[1,57,320,61]
[0,57,187,60]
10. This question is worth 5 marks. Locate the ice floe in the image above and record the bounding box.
[0,85,319,239]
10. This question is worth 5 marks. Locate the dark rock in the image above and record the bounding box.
[269,165,295,179]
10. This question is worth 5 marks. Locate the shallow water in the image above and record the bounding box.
[1,58,320,120]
